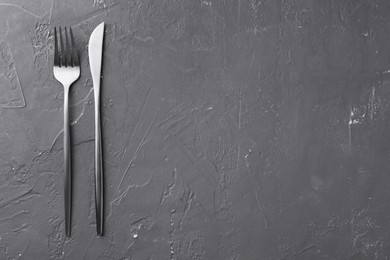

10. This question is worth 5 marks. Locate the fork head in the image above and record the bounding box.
[53,26,80,88]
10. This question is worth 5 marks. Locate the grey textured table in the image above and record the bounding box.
[0,0,390,259]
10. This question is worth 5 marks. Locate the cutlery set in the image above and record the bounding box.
[53,23,105,236]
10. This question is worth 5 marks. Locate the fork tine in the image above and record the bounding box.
[69,27,79,66]
[59,27,66,67]
[64,27,72,67]
[54,27,60,66]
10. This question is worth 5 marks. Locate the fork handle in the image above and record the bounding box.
[95,91,104,236]
[64,87,72,237]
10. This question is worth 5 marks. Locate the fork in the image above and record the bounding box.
[53,27,80,237]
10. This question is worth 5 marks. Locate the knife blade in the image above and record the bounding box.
[88,22,104,236]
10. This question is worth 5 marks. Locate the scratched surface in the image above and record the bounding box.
[1,0,390,259]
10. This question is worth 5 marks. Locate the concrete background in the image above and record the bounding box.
[0,0,390,259]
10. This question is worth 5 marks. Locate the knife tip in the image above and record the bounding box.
[97,22,105,29]
[89,22,105,45]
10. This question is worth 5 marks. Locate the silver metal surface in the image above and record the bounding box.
[88,22,105,236]
[53,27,80,237]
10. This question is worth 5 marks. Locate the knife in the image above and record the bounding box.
[88,22,104,236]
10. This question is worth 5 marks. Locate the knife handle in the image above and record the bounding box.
[95,91,104,236]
